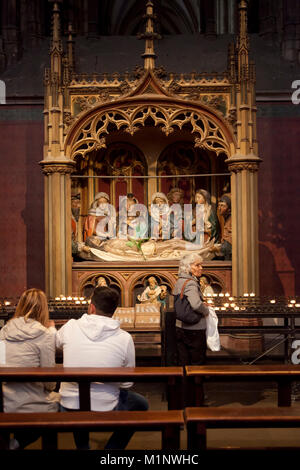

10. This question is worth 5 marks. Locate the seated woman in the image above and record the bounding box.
[0,288,59,449]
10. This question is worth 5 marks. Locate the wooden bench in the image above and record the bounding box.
[0,409,184,450]
[0,366,183,411]
[185,406,300,450]
[185,365,300,407]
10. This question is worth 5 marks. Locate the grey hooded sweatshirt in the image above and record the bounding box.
[172,273,209,330]
[0,317,59,413]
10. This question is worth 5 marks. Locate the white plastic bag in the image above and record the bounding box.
[206,306,221,351]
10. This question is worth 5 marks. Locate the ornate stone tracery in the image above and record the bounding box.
[68,103,232,161]
[42,0,261,300]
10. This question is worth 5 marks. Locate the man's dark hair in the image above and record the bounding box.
[91,286,119,316]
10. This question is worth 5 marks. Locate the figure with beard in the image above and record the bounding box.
[167,187,184,239]
[71,192,90,259]
[211,194,232,260]
[138,276,162,303]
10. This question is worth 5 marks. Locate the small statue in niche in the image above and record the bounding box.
[137,276,161,303]
[158,285,168,309]
[200,275,214,297]
[211,194,232,260]
[96,276,108,287]
[71,191,91,260]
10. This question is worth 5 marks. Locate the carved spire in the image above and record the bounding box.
[50,1,63,55]
[49,1,63,79]
[139,1,161,70]
[236,0,249,79]
[67,22,75,73]
[227,41,237,83]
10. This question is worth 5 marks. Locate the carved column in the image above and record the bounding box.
[41,161,75,297]
[229,0,261,296]
[228,160,260,296]
[41,2,75,297]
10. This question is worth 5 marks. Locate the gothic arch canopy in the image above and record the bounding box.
[43,0,261,299]
[65,96,235,162]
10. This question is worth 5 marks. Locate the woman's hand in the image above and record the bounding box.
[47,320,55,328]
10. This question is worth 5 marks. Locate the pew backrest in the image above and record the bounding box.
[0,366,184,411]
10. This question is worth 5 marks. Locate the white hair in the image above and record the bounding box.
[178,253,203,276]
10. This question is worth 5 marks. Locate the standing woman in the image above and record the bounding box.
[173,253,209,366]
[193,189,220,243]
[0,288,59,449]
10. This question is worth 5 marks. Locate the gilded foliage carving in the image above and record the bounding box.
[183,93,227,117]
[226,109,237,127]
[70,104,231,160]
[63,111,75,128]
[41,162,75,175]
[73,93,112,114]
[228,161,259,173]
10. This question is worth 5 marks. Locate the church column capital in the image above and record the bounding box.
[40,159,75,175]
[228,161,259,173]
[226,155,261,173]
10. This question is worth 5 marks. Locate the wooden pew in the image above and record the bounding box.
[0,366,183,411]
[0,409,184,450]
[185,365,300,407]
[185,406,300,450]
[0,366,184,450]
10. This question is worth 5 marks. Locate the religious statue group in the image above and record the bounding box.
[71,187,232,262]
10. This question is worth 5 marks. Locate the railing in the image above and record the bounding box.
[1,297,300,364]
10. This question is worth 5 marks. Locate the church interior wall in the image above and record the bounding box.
[1,0,300,298]
[0,106,299,298]
[0,110,44,298]
[257,111,300,296]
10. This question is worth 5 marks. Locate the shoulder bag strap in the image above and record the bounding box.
[180,279,192,299]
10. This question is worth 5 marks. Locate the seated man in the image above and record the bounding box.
[56,286,148,450]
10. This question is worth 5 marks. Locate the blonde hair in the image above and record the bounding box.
[14,288,49,327]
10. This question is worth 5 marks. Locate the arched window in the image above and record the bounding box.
[157,141,229,206]
[74,142,147,217]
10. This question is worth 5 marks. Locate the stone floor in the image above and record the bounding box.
[24,380,300,450]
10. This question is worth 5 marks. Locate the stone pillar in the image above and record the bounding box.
[228,159,260,296]
[282,0,300,62]
[203,0,216,37]
[1,0,20,67]
[87,0,99,37]
[41,161,74,298]
[259,0,278,45]
[222,160,262,355]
